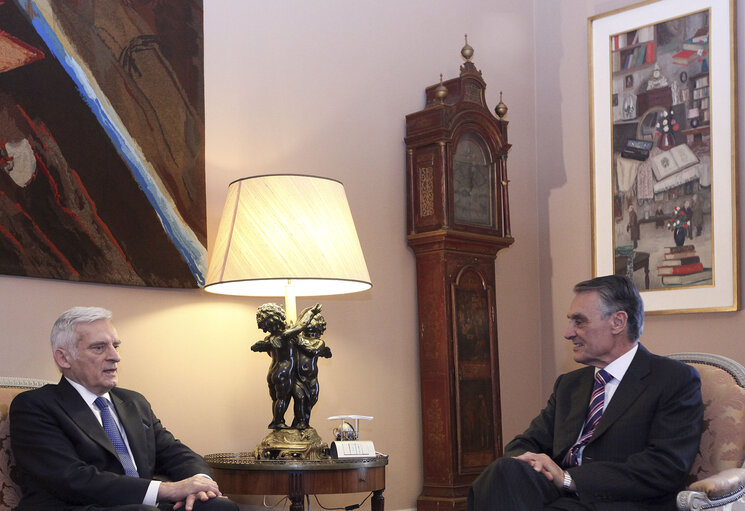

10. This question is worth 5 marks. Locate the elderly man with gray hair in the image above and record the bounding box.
[10,306,238,511]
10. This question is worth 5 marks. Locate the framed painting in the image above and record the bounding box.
[589,0,738,313]
[0,0,206,288]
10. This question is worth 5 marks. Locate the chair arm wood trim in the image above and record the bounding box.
[667,352,745,387]
[0,376,54,389]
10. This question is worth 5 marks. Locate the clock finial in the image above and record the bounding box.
[434,73,448,103]
[495,91,508,119]
[461,34,474,62]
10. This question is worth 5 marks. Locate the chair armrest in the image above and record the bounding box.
[677,468,745,510]
[689,468,745,498]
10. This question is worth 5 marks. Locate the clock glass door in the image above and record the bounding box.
[453,133,494,226]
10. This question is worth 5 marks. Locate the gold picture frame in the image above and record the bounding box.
[588,0,738,313]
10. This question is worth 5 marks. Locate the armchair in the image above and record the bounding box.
[0,376,53,511]
[669,352,745,510]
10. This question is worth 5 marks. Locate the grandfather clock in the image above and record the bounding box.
[405,40,513,511]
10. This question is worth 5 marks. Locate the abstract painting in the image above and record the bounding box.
[0,0,205,288]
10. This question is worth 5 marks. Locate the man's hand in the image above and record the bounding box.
[513,452,565,490]
[158,475,222,511]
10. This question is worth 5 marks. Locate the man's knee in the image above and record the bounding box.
[477,456,528,484]
[470,456,561,511]
[470,457,528,507]
[100,506,160,511]
[192,497,240,511]
[492,456,526,473]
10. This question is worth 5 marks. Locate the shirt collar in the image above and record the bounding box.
[64,376,112,408]
[598,343,639,382]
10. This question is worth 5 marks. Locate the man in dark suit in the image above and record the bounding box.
[468,275,703,510]
[10,306,239,511]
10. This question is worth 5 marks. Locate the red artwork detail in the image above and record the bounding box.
[1,190,79,276]
[0,221,23,253]
[14,104,135,270]
[0,28,45,73]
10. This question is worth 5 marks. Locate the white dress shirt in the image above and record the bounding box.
[598,343,638,411]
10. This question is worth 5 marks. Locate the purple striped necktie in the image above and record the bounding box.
[564,369,612,467]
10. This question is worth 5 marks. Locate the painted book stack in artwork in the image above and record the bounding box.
[658,245,711,285]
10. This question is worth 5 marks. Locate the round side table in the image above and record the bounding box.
[205,452,388,511]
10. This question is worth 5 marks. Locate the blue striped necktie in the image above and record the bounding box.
[564,369,612,467]
[93,397,139,477]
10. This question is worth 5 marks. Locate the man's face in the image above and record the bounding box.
[564,291,626,368]
[56,319,121,395]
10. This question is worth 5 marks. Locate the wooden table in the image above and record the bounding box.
[205,453,388,511]
[615,251,650,289]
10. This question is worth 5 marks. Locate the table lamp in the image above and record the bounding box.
[204,174,371,459]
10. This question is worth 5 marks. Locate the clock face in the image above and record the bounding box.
[453,134,493,226]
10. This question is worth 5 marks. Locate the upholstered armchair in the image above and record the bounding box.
[669,353,745,510]
[0,376,53,511]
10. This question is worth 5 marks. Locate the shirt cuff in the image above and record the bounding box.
[144,480,161,506]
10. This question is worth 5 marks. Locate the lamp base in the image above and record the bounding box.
[254,427,330,460]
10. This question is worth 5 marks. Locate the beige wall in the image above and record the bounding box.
[1,0,741,510]
[204,1,541,508]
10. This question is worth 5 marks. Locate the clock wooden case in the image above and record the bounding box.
[405,47,513,511]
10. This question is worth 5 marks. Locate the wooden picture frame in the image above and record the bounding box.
[588,0,738,313]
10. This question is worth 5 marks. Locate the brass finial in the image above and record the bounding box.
[461,34,474,62]
[434,73,448,103]
[495,91,508,119]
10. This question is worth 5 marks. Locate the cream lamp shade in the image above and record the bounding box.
[204,174,371,319]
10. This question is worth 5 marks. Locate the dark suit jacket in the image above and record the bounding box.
[9,377,212,510]
[504,344,703,510]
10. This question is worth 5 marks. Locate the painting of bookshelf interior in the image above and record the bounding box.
[690,73,709,126]
[611,25,656,74]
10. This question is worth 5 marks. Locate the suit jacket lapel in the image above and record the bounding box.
[111,390,151,478]
[592,344,651,439]
[55,377,119,460]
[557,367,596,457]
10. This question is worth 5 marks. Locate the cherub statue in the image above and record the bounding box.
[251,303,321,429]
[291,308,332,429]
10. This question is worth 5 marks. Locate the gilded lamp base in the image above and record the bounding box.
[254,427,330,460]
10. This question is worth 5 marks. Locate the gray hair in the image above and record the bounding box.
[51,307,113,354]
[573,275,644,341]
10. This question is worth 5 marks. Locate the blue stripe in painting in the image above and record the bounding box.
[17,0,207,286]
